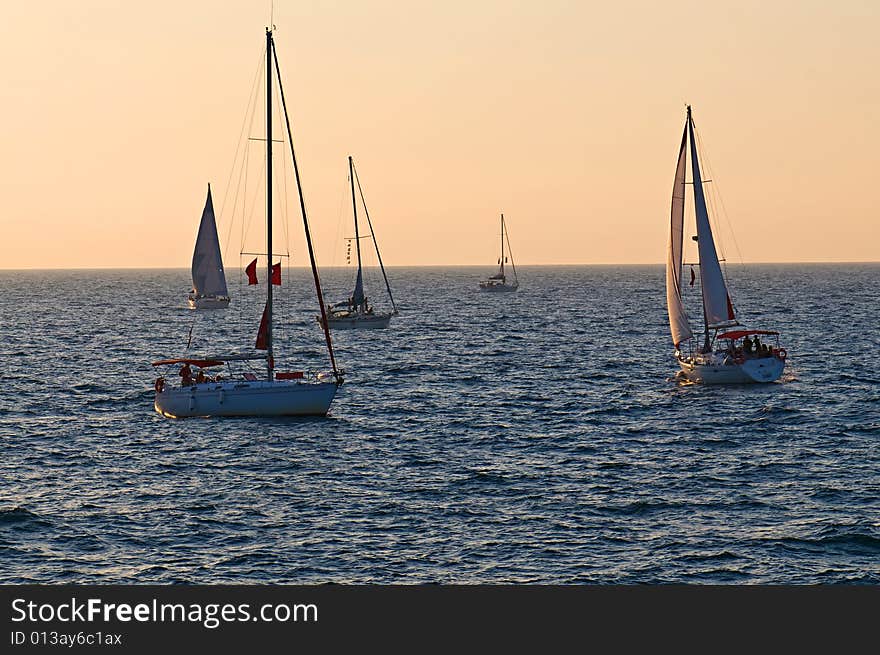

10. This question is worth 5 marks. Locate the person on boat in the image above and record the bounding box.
[753,336,762,357]
[179,362,193,386]
[195,369,207,384]
[742,335,753,356]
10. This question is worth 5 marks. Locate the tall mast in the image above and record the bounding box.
[265,28,274,380]
[686,106,709,350]
[349,155,363,310]
[500,213,505,277]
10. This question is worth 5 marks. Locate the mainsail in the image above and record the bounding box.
[191,185,228,298]
[687,109,735,328]
[666,123,693,347]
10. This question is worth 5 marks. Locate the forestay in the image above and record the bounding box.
[688,112,735,328]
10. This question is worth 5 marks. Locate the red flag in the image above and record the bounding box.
[255,303,269,350]
[271,262,281,285]
[245,258,258,285]
[689,266,696,287]
[727,294,736,320]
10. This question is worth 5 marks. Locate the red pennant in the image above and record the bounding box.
[727,294,736,320]
[271,262,281,285]
[689,266,696,287]
[245,258,258,285]
[255,303,269,350]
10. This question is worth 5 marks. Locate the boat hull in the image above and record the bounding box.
[188,295,230,310]
[154,379,338,417]
[322,313,393,330]
[677,355,785,384]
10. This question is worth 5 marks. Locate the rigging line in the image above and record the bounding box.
[271,79,292,255]
[693,124,743,315]
[697,131,745,267]
[228,70,264,269]
[221,48,266,262]
[271,36,340,379]
[184,316,196,352]
[353,160,397,312]
[692,123,744,267]
[241,155,267,257]
[503,218,518,283]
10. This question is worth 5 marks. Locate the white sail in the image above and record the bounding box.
[191,185,228,298]
[666,123,693,347]
[688,112,735,327]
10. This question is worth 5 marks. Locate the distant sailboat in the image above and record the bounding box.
[187,185,230,309]
[153,27,343,417]
[479,213,518,292]
[321,156,398,330]
[666,106,787,384]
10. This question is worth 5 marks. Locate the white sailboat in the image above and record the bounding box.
[321,156,398,330]
[152,27,343,417]
[666,106,787,384]
[479,213,518,292]
[187,184,230,309]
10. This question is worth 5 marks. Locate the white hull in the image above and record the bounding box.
[677,355,784,384]
[188,295,230,310]
[479,283,518,292]
[322,312,392,330]
[154,379,338,417]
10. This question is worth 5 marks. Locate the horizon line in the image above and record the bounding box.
[1,260,878,272]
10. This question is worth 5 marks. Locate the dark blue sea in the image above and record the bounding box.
[1,264,878,583]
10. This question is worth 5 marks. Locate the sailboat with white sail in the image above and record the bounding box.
[321,156,398,330]
[187,184,230,309]
[666,105,787,384]
[152,27,343,417]
[479,213,518,292]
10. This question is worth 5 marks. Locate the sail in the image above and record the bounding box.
[191,186,228,297]
[688,113,735,327]
[352,268,365,307]
[666,123,693,347]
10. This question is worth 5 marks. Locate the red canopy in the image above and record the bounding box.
[716,329,779,341]
[151,358,225,368]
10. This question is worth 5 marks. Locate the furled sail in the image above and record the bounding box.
[687,111,735,327]
[352,267,365,307]
[191,185,228,298]
[666,123,693,347]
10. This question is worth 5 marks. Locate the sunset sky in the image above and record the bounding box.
[1,1,877,269]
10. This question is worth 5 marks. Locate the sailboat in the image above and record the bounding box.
[666,105,787,384]
[187,184,230,309]
[479,213,518,292]
[152,27,343,417]
[321,156,398,330]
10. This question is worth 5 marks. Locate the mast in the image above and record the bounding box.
[349,155,364,311]
[353,160,398,314]
[265,27,274,380]
[500,214,505,279]
[688,106,709,351]
[271,32,341,380]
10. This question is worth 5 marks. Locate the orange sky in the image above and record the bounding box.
[1,1,877,269]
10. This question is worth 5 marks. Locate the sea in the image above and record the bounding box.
[1,264,878,584]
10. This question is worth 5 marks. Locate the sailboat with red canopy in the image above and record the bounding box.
[152,27,343,417]
[665,106,787,384]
